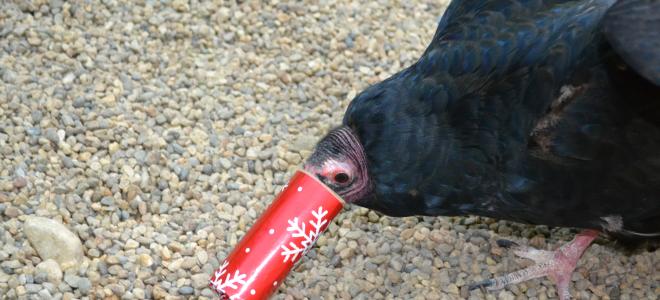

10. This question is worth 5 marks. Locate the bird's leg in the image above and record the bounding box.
[470,230,599,300]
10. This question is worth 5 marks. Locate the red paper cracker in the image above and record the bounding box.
[210,170,344,299]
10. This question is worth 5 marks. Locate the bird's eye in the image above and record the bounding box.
[334,172,350,184]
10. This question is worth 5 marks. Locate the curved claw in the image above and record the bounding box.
[468,279,494,291]
[496,239,519,248]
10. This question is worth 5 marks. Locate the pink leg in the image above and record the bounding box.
[470,230,599,300]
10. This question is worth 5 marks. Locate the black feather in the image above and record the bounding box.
[602,0,660,86]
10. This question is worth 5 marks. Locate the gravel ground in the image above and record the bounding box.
[0,1,658,299]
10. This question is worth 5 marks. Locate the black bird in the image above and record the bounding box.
[302,0,660,298]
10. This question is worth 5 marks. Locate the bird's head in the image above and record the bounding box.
[303,126,372,203]
[301,74,483,217]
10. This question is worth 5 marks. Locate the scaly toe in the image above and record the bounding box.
[475,230,598,299]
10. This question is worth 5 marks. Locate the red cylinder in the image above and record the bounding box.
[209,170,344,299]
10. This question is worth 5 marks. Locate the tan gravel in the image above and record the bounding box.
[0,1,658,299]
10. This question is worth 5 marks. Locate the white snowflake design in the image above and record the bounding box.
[210,260,247,298]
[280,206,329,263]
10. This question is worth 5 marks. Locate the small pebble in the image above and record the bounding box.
[13,177,27,189]
[4,206,21,217]
[178,286,194,295]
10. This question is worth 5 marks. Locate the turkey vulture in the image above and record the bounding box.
[302,0,660,299]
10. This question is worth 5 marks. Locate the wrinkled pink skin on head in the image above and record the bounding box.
[303,126,371,203]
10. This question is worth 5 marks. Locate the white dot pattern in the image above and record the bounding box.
[269,228,275,235]
[250,289,256,295]
[245,248,250,253]
[297,186,302,192]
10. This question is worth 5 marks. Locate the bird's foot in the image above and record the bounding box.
[470,230,599,300]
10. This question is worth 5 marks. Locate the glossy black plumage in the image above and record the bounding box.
[342,0,660,242]
[602,0,660,86]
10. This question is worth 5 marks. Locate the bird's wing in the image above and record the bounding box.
[434,0,568,35]
[433,0,489,34]
[415,0,615,96]
[602,0,660,86]
[346,0,616,148]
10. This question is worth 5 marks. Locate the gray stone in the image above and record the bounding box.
[25,283,42,293]
[34,271,48,284]
[35,261,63,284]
[63,274,80,288]
[191,273,209,289]
[178,286,194,295]
[44,128,59,143]
[38,289,53,300]
[77,277,92,294]
[31,110,43,123]
[100,196,114,206]
[291,135,317,152]
[2,260,22,269]
[202,164,214,175]
[218,158,232,169]
[24,217,84,270]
